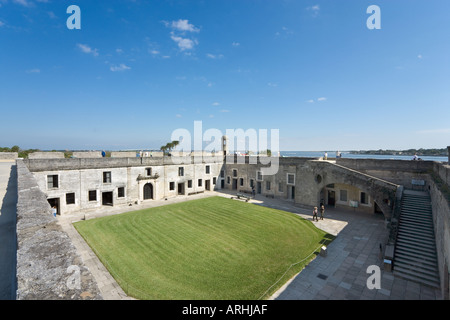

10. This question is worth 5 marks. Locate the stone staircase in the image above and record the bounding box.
[393,190,440,288]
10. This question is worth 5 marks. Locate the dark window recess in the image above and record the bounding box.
[88,190,97,201]
[66,192,75,205]
[118,187,125,198]
[188,180,192,188]
[169,182,175,190]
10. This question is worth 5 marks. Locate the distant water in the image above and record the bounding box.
[280,151,448,162]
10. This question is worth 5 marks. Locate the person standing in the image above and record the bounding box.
[320,204,325,220]
[312,206,318,221]
[323,152,328,160]
[51,206,57,217]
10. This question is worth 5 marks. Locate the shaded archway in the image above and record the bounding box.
[143,183,154,200]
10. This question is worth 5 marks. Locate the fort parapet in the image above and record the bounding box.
[15,160,101,299]
[0,152,18,160]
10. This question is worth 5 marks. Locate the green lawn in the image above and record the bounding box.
[74,196,333,300]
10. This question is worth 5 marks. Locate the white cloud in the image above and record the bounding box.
[212,102,220,106]
[175,114,182,118]
[110,64,131,72]
[165,19,199,52]
[0,20,4,27]
[306,99,314,103]
[149,50,160,55]
[170,19,199,33]
[77,44,99,57]
[417,128,450,134]
[317,97,327,101]
[206,53,223,59]
[170,33,197,51]
[417,54,423,59]
[307,4,320,17]
[232,42,240,47]
[13,0,33,7]
[267,82,278,87]
[220,109,230,113]
[26,68,40,73]
[47,11,57,19]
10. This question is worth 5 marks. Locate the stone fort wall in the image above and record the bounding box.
[15,160,101,299]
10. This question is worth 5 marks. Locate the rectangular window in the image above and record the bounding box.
[340,190,348,202]
[66,192,75,205]
[205,165,210,174]
[188,180,192,188]
[213,177,216,185]
[47,175,58,189]
[169,182,175,191]
[287,174,295,185]
[360,192,368,204]
[239,178,244,186]
[220,170,224,178]
[178,167,184,176]
[198,179,202,187]
[257,171,263,181]
[266,181,271,190]
[103,171,112,183]
[233,169,237,177]
[118,187,125,198]
[146,168,152,176]
[227,176,231,184]
[278,182,283,193]
[250,179,254,188]
[88,190,97,202]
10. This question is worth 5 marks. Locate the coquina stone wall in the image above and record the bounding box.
[15,160,101,300]
[0,152,18,160]
[428,163,450,299]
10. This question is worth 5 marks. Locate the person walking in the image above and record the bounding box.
[320,204,325,220]
[312,206,318,221]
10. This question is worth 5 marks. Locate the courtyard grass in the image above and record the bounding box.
[74,196,333,300]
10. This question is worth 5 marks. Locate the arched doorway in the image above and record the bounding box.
[143,183,154,200]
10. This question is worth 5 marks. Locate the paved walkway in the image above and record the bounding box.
[0,160,17,300]
[58,190,443,300]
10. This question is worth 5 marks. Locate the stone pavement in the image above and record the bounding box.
[59,190,443,300]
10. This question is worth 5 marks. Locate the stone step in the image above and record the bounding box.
[399,217,434,228]
[395,239,436,255]
[397,231,435,244]
[394,249,437,266]
[396,237,437,251]
[393,265,440,288]
[394,255,438,273]
[400,207,432,214]
[398,218,434,230]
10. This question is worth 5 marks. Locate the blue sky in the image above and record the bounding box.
[0,0,449,151]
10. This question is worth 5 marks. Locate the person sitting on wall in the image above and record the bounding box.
[412,153,419,160]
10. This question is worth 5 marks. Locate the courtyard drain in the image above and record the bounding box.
[317,273,328,280]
